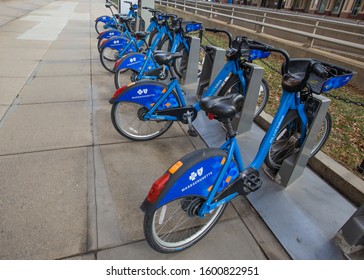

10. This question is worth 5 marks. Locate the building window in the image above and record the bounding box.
[331,0,344,14]
[352,0,362,15]
[317,0,329,13]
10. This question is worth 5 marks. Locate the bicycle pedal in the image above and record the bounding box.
[188,129,198,137]
[242,172,262,192]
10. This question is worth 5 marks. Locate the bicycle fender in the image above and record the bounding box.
[114,52,147,72]
[109,80,179,110]
[97,29,122,40]
[101,36,133,51]
[141,148,240,214]
[95,15,112,23]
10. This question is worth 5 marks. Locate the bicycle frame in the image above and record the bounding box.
[142,59,246,121]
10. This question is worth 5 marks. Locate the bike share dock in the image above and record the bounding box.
[183,42,358,259]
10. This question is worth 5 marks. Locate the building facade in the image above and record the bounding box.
[224,0,364,19]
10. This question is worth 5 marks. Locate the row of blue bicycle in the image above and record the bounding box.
[95,1,355,253]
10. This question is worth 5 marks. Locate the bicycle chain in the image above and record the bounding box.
[260,60,364,107]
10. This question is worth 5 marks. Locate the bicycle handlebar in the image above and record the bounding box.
[204,27,232,48]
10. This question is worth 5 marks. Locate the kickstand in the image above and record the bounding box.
[186,111,198,137]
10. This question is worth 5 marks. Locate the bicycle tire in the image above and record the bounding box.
[111,89,180,141]
[217,75,269,119]
[100,47,118,73]
[156,34,172,52]
[311,111,332,157]
[97,37,107,53]
[143,148,230,253]
[148,28,159,47]
[114,69,135,89]
[264,110,331,171]
[95,21,110,34]
[173,43,189,78]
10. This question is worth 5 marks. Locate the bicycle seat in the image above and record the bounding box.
[119,16,134,23]
[133,31,150,40]
[282,74,305,92]
[153,51,183,66]
[200,94,244,119]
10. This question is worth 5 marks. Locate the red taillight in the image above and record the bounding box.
[114,58,122,70]
[146,172,170,203]
[207,113,215,120]
[112,85,127,98]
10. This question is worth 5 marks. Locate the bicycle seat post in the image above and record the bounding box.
[222,118,236,139]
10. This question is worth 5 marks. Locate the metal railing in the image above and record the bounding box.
[156,0,364,54]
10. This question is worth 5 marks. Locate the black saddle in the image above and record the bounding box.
[153,51,183,66]
[200,94,244,119]
[133,31,150,40]
[118,16,134,23]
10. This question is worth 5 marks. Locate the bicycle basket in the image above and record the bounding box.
[132,4,138,10]
[182,21,202,33]
[247,40,271,60]
[320,63,354,93]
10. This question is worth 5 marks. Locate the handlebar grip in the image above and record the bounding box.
[247,43,272,52]
[312,63,329,79]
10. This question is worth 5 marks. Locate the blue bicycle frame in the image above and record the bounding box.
[142,59,247,121]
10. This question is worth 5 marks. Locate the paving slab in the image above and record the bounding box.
[0,105,8,120]
[91,74,116,100]
[97,218,267,260]
[0,38,53,49]
[42,48,91,61]
[50,38,90,49]
[0,147,88,259]
[0,102,92,155]
[0,77,28,105]
[19,76,90,104]
[91,59,112,75]
[35,60,90,77]
[0,47,48,60]
[0,59,39,78]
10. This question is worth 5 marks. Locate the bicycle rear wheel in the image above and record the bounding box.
[95,21,110,34]
[217,75,269,118]
[143,147,233,253]
[111,101,174,141]
[100,47,118,73]
[144,196,227,253]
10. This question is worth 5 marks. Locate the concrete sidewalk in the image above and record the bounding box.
[0,0,290,260]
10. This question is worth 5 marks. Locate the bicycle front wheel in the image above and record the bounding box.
[264,111,331,171]
[310,111,332,157]
[218,75,269,118]
[144,197,227,253]
[111,102,174,141]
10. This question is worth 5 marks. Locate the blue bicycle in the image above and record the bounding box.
[97,6,164,53]
[139,44,355,253]
[109,35,271,140]
[99,16,149,73]
[112,15,186,86]
[95,1,137,34]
